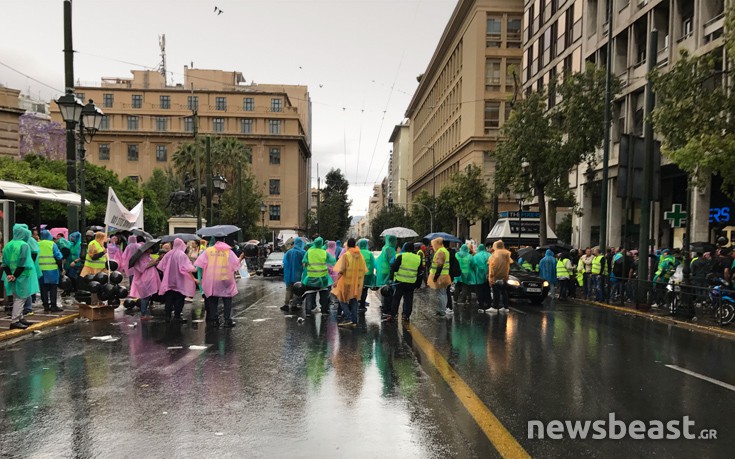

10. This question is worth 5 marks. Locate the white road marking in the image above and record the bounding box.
[160,345,210,376]
[665,364,735,392]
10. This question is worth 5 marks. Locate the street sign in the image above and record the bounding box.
[665,203,687,228]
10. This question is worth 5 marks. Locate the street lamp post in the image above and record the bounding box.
[410,201,434,233]
[63,0,78,232]
[260,201,267,243]
[56,92,104,254]
[515,193,524,248]
[212,173,227,225]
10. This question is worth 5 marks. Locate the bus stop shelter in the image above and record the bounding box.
[0,180,89,245]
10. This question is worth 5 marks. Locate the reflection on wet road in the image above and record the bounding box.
[1,277,734,457]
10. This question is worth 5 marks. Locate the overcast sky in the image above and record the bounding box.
[1,0,457,215]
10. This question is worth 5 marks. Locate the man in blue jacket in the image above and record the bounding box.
[282,238,306,311]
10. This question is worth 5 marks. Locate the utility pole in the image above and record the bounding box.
[192,84,201,229]
[237,159,243,226]
[637,29,658,306]
[63,0,78,232]
[206,136,213,225]
[598,0,614,252]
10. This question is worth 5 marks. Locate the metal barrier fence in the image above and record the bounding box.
[570,276,735,327]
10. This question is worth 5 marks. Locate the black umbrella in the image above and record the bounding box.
[130,228,154,241]
[128,239,161,269]
[160,233,200,243]
[87,225,105,232]
[518,247,542,265]
[197,225,241,238]
[690,241,716,254]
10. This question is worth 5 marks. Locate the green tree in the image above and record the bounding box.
[494,63,617,245]
[317,169,351,241]
[370,206,410,246]
[218,172,264,240]
[651,30,735,197]
[140,168,180,235]
[407,190,457,237]
[444,164,491,237]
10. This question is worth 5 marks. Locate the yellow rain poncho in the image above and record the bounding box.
[331,247,367,303]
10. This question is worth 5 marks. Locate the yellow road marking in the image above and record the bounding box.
[407,324,530,459]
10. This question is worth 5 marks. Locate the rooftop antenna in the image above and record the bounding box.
[159,34,167,83]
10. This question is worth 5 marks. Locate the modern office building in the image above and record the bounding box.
[567,0,729,248]
[49,67,312,235]
[405,0,524,241]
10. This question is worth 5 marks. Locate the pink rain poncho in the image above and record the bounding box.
[107,235,123,268]
[121,236,141,276]
[326,241,339,283]
[157,238,197,297]
[194,241,240,298]
[130,252,161,299]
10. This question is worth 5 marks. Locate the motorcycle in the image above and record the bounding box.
[707,277,735,325]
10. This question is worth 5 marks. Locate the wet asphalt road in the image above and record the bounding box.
[1,277,734,458]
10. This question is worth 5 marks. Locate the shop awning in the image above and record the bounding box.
[0,180,90,206]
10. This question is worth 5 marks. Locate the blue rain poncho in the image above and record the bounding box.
[283,237,306,286]
[470,244,490,285]
[538,249,557,285]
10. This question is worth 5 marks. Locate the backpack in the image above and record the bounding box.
[449,249,461,278]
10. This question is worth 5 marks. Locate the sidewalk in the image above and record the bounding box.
[574,297,735,340]
[0,299,79,342]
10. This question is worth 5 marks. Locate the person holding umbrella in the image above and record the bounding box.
[122,235,141,285]
[157,238,199,322]
[130,241,161,321]
[195,236,241,328]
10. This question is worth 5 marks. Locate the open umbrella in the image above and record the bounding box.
[423,232,462,243]
[247,239,260,245]
[128,239,161,269]
[690,241,716,254]
[160,233,200,243]
[197,225,241,238]
[380,227,418,238]
[130,228,154,241]
[87,225,105,232]
[518,247,542,265]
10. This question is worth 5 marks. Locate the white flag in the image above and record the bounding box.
[104,187,144,230]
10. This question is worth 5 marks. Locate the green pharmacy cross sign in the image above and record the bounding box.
[665,203,688,228]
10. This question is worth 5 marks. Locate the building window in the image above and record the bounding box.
[127,144,139,161]
[155,145,167,162]
[507,17,522,48]
[484,101,500,133]
[156,116,168,131]
[243,97,254,111]
[98,143,110,161]
[213,118,225,133]
[159,95,170,109]
[184,117,194,132]
[269,205,281,221]
[269,147,281,164]
[103,94,114,108]
[132,94,142,109]
[486,16,502,47]
[127,115,139,131]
[188,96,198,111]
[240,118,253,134]
[269,179,281,195]
[215,97,227,111]
[100,116,110,130]
[268,119,281,134]
[485,59,502,90]
[271,98,282,112]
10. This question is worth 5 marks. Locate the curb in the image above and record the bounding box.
[0,313,79,342]
[575,299,735,340]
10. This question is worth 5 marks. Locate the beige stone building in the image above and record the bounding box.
[405,0,524,241]
[49,67,312,235]
[0,87,23,158]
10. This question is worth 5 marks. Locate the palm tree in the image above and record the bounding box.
[172,141,203,180]
[212,137,252,184]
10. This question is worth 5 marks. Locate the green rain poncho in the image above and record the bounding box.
[358,238,376,288]
[2,224,41,298]
[375,235,397,287]
[18,224,42,279]
[455,244,476,284]
[301,237,336,288]
[471,244,490,285]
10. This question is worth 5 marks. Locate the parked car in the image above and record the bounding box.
[506,262,550,305]
[262,252,285,277]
